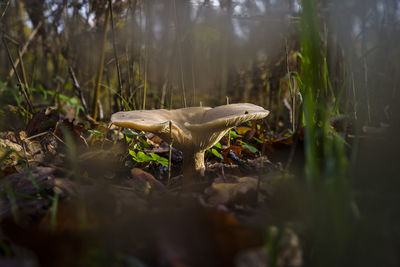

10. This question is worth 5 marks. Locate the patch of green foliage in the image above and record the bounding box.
[228,130,242,139]
[240,140,258,153]
[34,85,84,116]
[122,129,145,137]
[210,148,223,160]
[122,130,168,166]
[0,82,85,120]
[129,150,168,166]
[88,129,104,136]
[207,141,223,160]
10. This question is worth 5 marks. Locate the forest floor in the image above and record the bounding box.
[0,104,304,267]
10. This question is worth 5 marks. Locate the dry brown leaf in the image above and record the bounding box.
[236,126,252,135]
[124,168,167,194]
[221,145,243,164]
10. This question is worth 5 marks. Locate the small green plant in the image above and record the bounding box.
[240,140,258,153]
[35,86,85,116]
[88,129,104,136]
[0,81,25,106]
[129,150,168,166]
[228,130,242,139]
[122,129,168,166]
[0,82,32,121]
[207,141,223,160]
[122,129,145,137]
[213,142,222,149]
[123,129,149,150]
[210,148,223,160]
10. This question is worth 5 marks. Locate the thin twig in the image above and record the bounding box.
[285,38,296,132]
[25,131,49,141]
[142,1,151,110]
[0,0,10,21]
[363,57,371,124]
[351,72,357,120]
[257,120,267,198]
[226,96,230,147]
[97,99,104,120]
[191,51,196,105]
[21,142,30,168]
[167,121,174,186]
[50,131,67,146]
[172,0,187,107]
[3,34,18,45]
[160,66,170,109]
[110,184,137,192]
[18,49,29,89]
[125,44,135,110]
[92,7,110,120]
[137,3,143,110]
[68,66,89,113]
[8,21,42,79]
[285,103,303,171]
[143,45,148,110]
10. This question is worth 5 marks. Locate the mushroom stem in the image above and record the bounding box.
[182,150,205,185]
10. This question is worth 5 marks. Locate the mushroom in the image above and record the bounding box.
[111,103,269,184]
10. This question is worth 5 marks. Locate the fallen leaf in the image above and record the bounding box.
[54,119,87,147]
[124,168,167,194]
[221,146,243,164]
[0,167,55,196]
[26,108,59,136]
[236,126,252,136]
[205,177,259,206]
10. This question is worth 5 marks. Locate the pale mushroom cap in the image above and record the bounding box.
[111,103,269,152]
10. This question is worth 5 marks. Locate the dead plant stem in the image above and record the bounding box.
[108,0,124,110]
[0,0,10,20]
[92,6,111,120]
[68,66,89,113]
[8,21,42,79]
[172,0,187,107]
[168,121,174,186]
[18,49,29,89]
[2,37,33,112]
